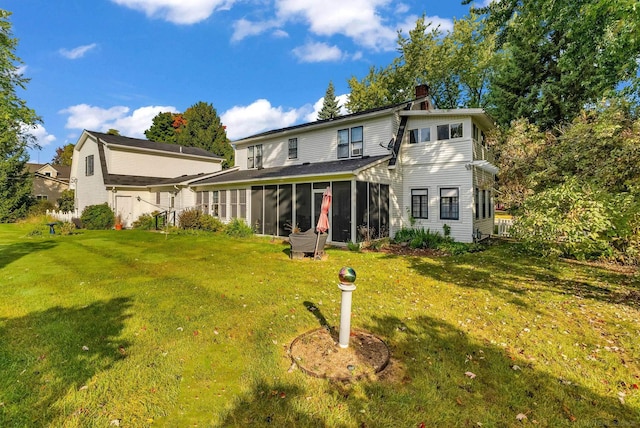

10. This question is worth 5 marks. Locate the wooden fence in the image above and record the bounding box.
[46,210,75,223]
[495,218,513,237]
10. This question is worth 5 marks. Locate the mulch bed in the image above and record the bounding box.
[289,328,390,381]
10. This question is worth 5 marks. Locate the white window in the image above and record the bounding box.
[85,155,94,176]
[409,128,431,144]
[288,138,298,159]
[247,144,263,169]
[337,126,363,158]
[436,123,464,140]
[212,191,219,217]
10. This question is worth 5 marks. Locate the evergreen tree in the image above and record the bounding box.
[0,10,38,222]
[317,81,341,120]
[468,0,640,129]
[144,112,178,143]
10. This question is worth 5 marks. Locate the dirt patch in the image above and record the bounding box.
[289,328,390,381]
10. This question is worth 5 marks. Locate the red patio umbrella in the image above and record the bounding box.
[314,186,332,258]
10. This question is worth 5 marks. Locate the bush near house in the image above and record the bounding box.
[393,226,485,255]
[80,203,115,230]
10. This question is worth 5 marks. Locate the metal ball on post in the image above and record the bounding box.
[337,267,356,348]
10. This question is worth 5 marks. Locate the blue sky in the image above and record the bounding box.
[7,0,485,163]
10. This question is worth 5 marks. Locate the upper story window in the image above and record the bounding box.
[288,138,298,159]
[338,126,363,159]
[409,127,431,144]
[436,123,464,140]
[247,144,263,169]
[85,155,94,176]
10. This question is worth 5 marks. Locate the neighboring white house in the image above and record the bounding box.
[190,85,498,243]
[69,131,225,227]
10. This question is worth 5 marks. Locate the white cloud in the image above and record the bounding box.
[221,99,309,140]
[305,93,349,122]
[60,104,178,138]
[292,42,344,63]
[231,18,280,42]
[275,0,398,51]
[16,65,28,75]
[59,43,98,59]
[111,0,236,25]
[23,124,56,147]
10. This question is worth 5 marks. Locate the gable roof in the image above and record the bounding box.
[233,100,416,145]
[192,155,390,186]
[85,131,224,160]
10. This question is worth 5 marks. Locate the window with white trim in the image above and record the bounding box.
[436,123,464,140]
[85,155,94,176]
[409,127,431,144]
[247,144,263,169]
[212,191,219,216]
[288,138,297,159]
[337,126,363,158]
[440,188,459,220]
[411,189,428,219]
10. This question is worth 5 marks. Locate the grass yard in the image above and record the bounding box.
[0,223,639,427]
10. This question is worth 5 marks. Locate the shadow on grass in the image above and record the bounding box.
[0,240,58,269]
[0,297,132,426]
[218,314,638,426]
[393,241,640,309]
[303,301,337,336]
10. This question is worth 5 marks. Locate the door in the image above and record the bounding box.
[115,195,133,227]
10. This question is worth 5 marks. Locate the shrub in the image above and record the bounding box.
[178,208,202,229]
[59,221,77,235]
[347,241,361,252]
[224,218,253,237]
[80,204,115,230]
[510,179,613,260]
[132,212,165,230]
[200,214,224,232]
[28,199,55,216]
[57,189,75,212]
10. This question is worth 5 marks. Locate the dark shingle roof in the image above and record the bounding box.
[103,172,217,187]
[234,101,412,142]
[88,131,223,159]
[192,155,390,185]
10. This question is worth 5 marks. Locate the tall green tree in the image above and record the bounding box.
[51,143,74,166]
[468,0,640,129]
[0,10,38,222]
[347,14,497,112]
[317,81,341,120]
[176,102,234,169]
[144,111,179,144]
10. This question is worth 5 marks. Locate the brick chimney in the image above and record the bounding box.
[415,84,430,110]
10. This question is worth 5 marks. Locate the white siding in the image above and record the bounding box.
[107,148,221,177]
[72,139,109,215]
[399,164,474,242]
[234,115,397,169]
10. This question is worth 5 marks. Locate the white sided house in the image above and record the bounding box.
[70,131,225,227]
[191,85,498,243]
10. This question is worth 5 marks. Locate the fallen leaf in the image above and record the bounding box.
[465,371,476,379]
[512,365,521,371]
[82,346,89,351]
[516,413,527,421]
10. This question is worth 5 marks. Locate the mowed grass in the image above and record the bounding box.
[0,224,639,427]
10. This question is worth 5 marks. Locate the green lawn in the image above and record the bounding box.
[0,224,638,427]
